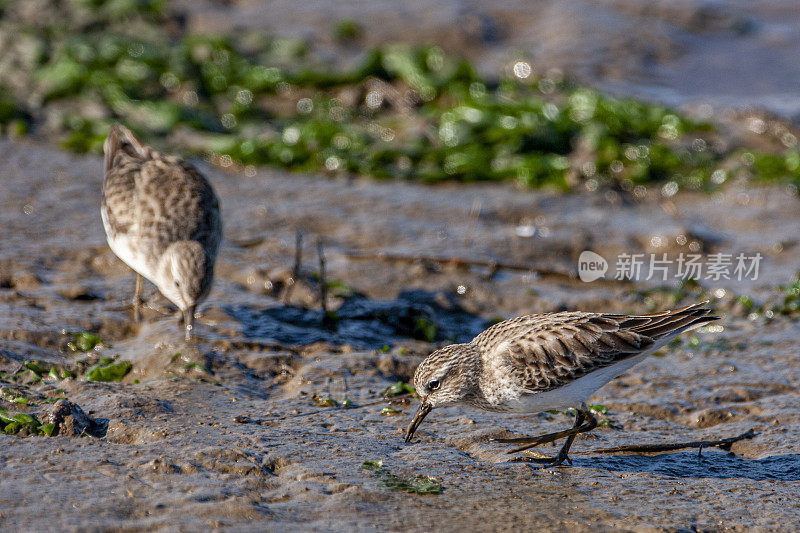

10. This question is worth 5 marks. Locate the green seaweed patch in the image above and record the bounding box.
[326,280,354,298]
[182,362,209,373]
[67,332,104,352]
[312,394,352,408]
[9,360,77,382]
[1,0,796,194]
[0,408,54,437]
[381,380,416,398]
[775,274,800,316]
[589,404,608,415]
[413,318,438,342]
[362,460,442,494]
[737,295,754,311]
[333,19,363,43]
[82,358,132,382]
[380,406,403,416]
[0,0,733,192]
[48,366,76,380]
[588,404,622,429]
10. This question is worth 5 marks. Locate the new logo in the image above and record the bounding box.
[578,251,608,282]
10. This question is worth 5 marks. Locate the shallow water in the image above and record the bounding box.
[1,137,800,530]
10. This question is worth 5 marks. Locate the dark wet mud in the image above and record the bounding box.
[1,137,800,530]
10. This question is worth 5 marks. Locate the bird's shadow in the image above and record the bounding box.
[574,451,800,481]
[222,289,488,350]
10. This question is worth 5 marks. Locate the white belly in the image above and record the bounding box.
[101,205,158,281]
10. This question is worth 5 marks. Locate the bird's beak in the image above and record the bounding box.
[404,402,432,443]
[183,305,196,341]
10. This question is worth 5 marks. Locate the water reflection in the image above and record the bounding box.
[576,451,800,481]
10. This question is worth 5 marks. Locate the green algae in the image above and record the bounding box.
[362,460,442,494]
[0,408,54,437]
[776,274,800,316]
[589,404,608,415]
[311,394,352,408]
[413,318,437,342]
[67,332,104,352]
[82,358,132,382]
[381,380,416,398]
[333,19,363,43]
[1,0,795,192]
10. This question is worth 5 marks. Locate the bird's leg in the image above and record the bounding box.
[494,407,588,446]
[504,404,597,464]
[132,274,143,323]
[541,408,596,466]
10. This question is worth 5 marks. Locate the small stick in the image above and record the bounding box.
[317,237,328,314]
[586,429,757,455]
[231,448,276,477]
[282,230,303,304]
[343,250,632,286]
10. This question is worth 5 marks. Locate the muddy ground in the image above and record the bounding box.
[1,136,799,531]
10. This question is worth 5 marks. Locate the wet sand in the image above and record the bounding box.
[1,137,800,530]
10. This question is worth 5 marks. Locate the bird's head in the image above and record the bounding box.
[156,241,213,339]
[404,343,479,443]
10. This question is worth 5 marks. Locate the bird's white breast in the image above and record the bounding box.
[101,205,158,282]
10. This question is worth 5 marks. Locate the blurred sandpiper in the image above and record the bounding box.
[101,124,222,340]
[404,302,717,466]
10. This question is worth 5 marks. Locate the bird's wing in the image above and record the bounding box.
[101,153,140,240]
[137,159,220,250]
[477,302,715,392]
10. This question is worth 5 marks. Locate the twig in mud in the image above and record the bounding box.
[343,250,633,285]
[126,473,154,488]
[317,237,328,315]
[231,448,276,477]
[282,230,303,304]
[585,429,757,455]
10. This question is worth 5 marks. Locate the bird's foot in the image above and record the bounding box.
[131,298,143,323]
[509,452,572,468]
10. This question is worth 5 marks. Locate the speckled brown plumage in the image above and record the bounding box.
[473,303,713,394]
[405,302,718,465]
[101,124,222,339]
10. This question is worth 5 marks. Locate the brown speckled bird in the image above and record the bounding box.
[101,124,222,340]
[404,302,717,466]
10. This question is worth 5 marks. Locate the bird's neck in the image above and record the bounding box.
[458,343,484,404]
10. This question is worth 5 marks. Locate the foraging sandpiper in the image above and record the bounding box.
[404,302,717,466]
[101,124,222,340]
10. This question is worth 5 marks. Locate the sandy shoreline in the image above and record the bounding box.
[1,137,799,530]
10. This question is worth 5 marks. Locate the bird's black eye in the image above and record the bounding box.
[428,379,440,391]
